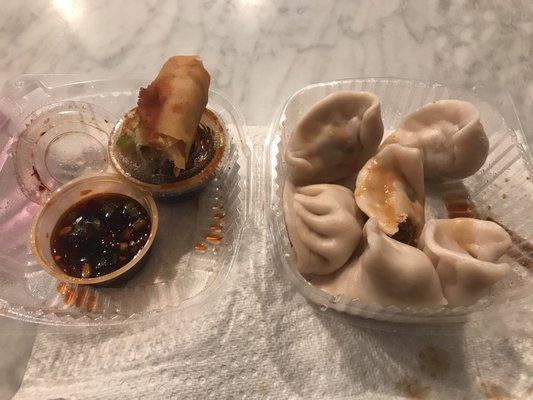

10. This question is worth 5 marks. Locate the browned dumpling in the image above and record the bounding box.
[286,91,384,185]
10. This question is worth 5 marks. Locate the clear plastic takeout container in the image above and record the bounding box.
[265,78,533,323]
[0,75,250,326]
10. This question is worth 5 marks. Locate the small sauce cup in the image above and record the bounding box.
[108,108,227,197]
[30,174,158,285]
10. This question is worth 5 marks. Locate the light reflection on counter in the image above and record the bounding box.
[52,0,79,22]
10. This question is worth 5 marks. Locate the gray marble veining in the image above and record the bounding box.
[0,1,531,398]
[0,0,532,144]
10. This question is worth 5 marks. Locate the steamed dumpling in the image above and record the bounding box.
[419,218,511,306]
[286,91,384,185]
[382,100,489,180]
[355,144,425,244]
[313,218,447,307]
[283,181,363,275]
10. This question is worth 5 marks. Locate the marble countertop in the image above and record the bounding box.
[0,1,532,398]
[1,0,532,140]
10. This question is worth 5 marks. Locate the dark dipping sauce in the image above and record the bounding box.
[50,194,151,279]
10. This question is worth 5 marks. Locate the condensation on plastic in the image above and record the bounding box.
[0,75,251,327]
[265,78,533,324]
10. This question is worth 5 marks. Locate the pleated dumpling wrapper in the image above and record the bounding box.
[382,100,489,180]
[313,218,447,308]
[137,55,210,175]
[419,218,511,307]
[283,181,363,275]
[355,143,425,245]
[286,91,384,185]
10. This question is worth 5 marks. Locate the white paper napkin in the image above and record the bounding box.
[13,128,533,400]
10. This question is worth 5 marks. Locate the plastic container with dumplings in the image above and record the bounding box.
[0,75,250,326]
[265,78,533,324]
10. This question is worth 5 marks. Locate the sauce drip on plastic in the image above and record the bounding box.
[50,194,151,278]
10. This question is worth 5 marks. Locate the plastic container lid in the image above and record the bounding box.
[14,101,114,204]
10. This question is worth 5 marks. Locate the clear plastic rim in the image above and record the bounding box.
[265,77,533,324]
[13,101,115,205]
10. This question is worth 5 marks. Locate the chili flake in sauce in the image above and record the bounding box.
[50,194,151,278]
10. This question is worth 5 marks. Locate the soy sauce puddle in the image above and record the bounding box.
[51,193,151,279]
